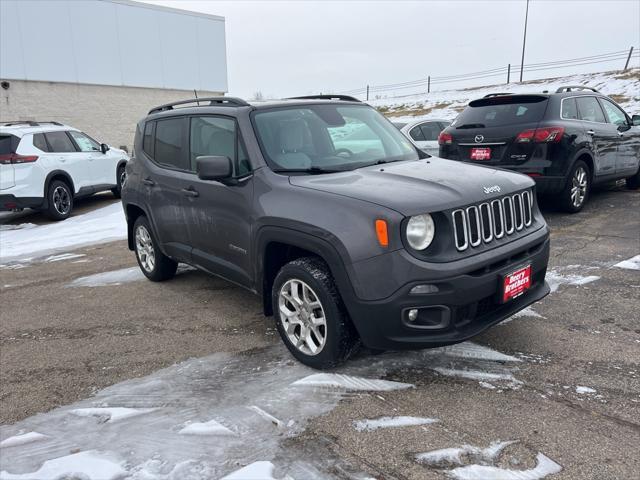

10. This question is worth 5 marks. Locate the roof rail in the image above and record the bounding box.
[555,85,599,93]
[483,93,514,98]
[1,120,64,127]
[148,97,249,115]
[287,94,362,102]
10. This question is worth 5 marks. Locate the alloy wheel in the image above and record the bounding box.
[52,186,71,215]
[119,169,127,188]
[570,166,588,208]
[135,225,156,272]
[278,279,327,356]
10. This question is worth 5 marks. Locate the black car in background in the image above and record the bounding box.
[438,86,640,212]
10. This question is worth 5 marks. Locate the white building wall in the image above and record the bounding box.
[0,0,228,92]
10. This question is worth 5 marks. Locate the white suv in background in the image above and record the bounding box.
[0,121,129,220]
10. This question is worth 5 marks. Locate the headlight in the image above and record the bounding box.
[406,214,435,250]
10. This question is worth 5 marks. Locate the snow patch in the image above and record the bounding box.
[354,416,438,432]
[0,223,37,231]
[179,419,235,436]
[70,407,157,423]
[67,267,144,287]
[614,255,640,271]
[416,441,516,467]
[0,432,47,448]
[248,406,284,428]
[221,461,289,480]
[44,253,86,263]
[501,307,545,325]
[576,386,596,394]
[546,270,600,293]
[0,202,126,262]
[433,368,522,385]
[448,452,562,480]
[291,373,414,391]
[426,342,521,363]
[0,450,125,480]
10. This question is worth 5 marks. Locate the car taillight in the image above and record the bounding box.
[0,154,38,164]
[438,131,453,145]
[516,127,564,143]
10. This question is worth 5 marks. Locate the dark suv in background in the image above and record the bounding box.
[438,86,640,212]
[122,95,550,368]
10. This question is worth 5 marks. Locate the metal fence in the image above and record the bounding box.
[340,47,639,100]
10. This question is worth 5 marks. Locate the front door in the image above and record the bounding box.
[67,130,113,186]
[184,115,254,288]
[141,116,192,261]
[598,98,640,175]
[576,96,617,177]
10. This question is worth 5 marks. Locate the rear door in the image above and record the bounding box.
[44,131,91,192]
[409,121,443,155]
[140,117,193,261]
[442,95,549,166]
[598,98,640,175]
[575,96,617,177]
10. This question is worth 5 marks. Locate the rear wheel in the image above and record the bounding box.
[44,180,73,221]
[133,216,177,281]
[626,167,640,190]
[559,160,590,213]
[272,257,358,369]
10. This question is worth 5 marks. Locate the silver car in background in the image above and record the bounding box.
[392,119,450,156]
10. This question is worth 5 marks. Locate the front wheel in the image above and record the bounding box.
[133,216,177,282]
[559,160,590,213]
[112,165,126,198]
[272,257,358,369]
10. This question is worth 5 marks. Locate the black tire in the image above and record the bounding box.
[44,179,73,220]
[272,257,359,369]
[133,216,177,282]
[112,165,126,198]
[559,160,590,213]
[626,167,640,190]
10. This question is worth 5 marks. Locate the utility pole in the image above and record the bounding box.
[366,85,370,101]
[519,0,530,82]
[427,76,431,93]
[624,46,634,71]
[507,64,511,84]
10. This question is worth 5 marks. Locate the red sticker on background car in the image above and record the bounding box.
[503,265,531,302]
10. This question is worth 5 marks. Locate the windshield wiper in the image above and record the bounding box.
[456,123,485,129]
[272,166,344,174]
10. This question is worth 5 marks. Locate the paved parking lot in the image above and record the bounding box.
[0,185,638,479]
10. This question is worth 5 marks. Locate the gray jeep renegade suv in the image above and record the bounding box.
[122,95,551,369]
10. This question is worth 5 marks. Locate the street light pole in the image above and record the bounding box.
[519,0,530,82]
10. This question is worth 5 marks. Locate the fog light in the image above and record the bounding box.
[410,284,439,295]
[408,309,418,322]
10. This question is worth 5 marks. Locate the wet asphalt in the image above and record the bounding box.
[0,184,638,479]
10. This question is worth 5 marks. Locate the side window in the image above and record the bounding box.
[561,98,579,120]
[190,116,249,176]
[600,99,628,126]
[154,117,188,170]
[409,126,425,141]
[143,121,154,157]
[68,131,100,152]
[576,97,606,123]
[33,133,50,152]
[438,121,451,130]
[44,131,77,152]
[419,122,442,141]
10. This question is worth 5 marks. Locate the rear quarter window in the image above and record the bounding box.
[33,133,50,152]
[454,96,549,128]
[0,134,18,154]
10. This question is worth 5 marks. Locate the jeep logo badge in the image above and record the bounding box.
[483,185,501,194]
[475,135,484,143]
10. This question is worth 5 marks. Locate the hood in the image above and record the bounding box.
[289,158,534,216]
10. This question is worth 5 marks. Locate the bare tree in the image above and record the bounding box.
[252,91,264,101]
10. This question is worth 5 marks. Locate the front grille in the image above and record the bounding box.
[452,190,533,252]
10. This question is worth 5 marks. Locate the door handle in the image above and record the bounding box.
[586,130,595,136]
[142,177,155,186]
[181,187,199,198]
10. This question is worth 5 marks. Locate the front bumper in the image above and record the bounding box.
[345,232,550,350]
[0,194,44,211]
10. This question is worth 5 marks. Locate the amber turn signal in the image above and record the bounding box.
[375,219,389,247]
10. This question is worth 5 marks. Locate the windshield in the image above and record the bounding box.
[253,104,418,173]
[453,95,548,129]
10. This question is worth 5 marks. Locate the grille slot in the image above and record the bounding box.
[452,190,534,252]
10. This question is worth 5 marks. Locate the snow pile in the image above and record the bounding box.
[0,432,47,448]
[354,416,438,432]
[0,202,126,262]
[0,450,125,480]
[372,69,640,121]
[179,419,235,436]
[614,255,640,271]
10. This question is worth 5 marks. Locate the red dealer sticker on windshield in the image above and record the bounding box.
[502,265,531,302]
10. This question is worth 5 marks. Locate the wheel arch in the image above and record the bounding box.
[125,202,149,251]
[571,149,594,179]
[44,170,75,206]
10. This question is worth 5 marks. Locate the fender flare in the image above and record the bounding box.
[123,201,165,256]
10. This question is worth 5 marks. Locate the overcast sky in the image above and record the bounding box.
[142,0,640,99]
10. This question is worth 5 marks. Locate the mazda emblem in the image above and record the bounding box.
[475,135,484,143]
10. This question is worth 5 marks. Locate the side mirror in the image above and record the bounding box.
[196,155,232,181]
[100,143,110,154]
[632,115,640,127]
